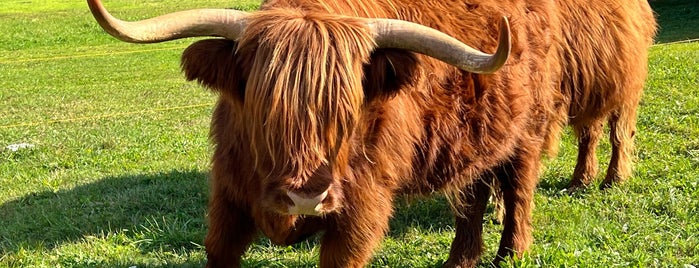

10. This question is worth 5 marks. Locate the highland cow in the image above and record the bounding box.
[491,0,657,222]
[87,0,654,267]
[558,1,657,190]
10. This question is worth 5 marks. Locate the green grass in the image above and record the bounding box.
[1,1,698,267]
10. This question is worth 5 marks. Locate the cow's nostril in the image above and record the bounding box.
[286,190,329,216]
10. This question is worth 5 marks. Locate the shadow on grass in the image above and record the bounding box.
[2,166,597,267]
[389,195,455,237]
[537,174,574,196]
[0,170,209,265]
[0,169,462,267]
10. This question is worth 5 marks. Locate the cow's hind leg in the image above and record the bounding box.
[601,107,637,189]
[568,120,603,190]
[444,179,491,268]
[319,185,393,268]
[205,194,257,268]
[494,148,540,265]
[490,180,505,224]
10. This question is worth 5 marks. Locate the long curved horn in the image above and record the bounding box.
[367,17,511,74]
[87,0,250,43]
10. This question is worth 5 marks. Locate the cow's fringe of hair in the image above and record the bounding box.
[238,9,377,180]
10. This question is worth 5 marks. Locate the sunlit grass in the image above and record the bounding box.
[1,0,697,267]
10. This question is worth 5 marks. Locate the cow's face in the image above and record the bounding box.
[228,10,377,216]
[182,10,423,216]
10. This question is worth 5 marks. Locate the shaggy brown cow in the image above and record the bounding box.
[490,0,657,221]
[87,0,651,267]
[558,1,657,190]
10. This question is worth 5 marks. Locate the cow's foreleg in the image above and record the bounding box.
[444,178,492,268]
[494,148,540,265]
[205,192,257,268]
[318,185,393,268]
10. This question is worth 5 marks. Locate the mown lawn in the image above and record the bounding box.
[1,1,697,267]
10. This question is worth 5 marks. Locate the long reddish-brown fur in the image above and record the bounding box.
[491,0,657,222]
[558,0,657,189]
[177,0,656,267]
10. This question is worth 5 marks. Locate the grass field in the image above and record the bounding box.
[1,1,697,267]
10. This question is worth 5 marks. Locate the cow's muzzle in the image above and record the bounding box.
[286,190,329,216]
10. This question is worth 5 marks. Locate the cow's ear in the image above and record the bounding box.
[363,49,419,101]
[182,39,245,102]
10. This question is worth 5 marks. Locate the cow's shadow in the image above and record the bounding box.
[0,170,211,266]
[2,167,589,267]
